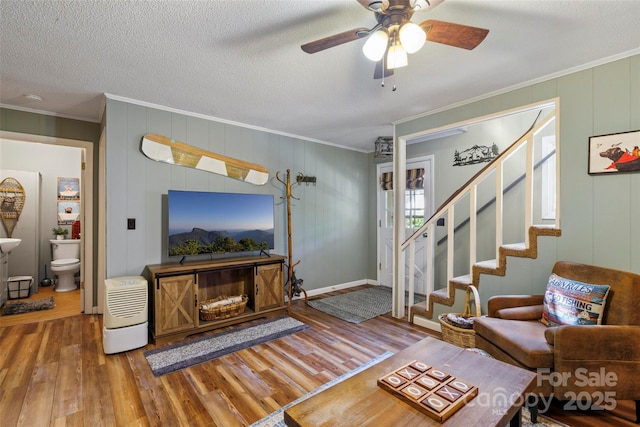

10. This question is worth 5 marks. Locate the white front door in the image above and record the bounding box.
[377,156,434,294]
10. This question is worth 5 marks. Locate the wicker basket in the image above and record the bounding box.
[439,285,481,348]
[199,295,248,321]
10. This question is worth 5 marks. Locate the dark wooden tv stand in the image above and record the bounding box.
[145,254,286,345]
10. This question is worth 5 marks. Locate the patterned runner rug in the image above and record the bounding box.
[144,315,308,376]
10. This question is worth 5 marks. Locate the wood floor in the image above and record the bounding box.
[0,285,81,327]
[0,286,636,426]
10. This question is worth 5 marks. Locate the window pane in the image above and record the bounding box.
[541,136,556,220]
[405,189,424,229]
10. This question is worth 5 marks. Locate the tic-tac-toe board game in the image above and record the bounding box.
[377,360,478,422]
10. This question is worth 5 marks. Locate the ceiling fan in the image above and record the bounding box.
[301,0,489,79]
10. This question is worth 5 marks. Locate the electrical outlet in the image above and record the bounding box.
[127,218,136,230]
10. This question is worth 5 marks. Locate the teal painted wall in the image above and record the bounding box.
[392,54,640,307]
[4,54,638,304]
[104,99,371,291]
[0,108,101,143]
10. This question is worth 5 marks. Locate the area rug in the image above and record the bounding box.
[144,315,308,376]
[522,408,569,427]
[1,297,54,315]
[308,286,424,323]
[250,351,394,427]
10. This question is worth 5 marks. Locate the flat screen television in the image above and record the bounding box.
[167,190,275,257]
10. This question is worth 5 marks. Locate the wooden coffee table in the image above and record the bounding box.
[284,337,536,426]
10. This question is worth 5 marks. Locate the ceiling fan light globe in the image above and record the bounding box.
[387,44,408,69]
[399,22,426,54]
[362,30,389,61]
[411,0,429,11]
[367,1,385,11]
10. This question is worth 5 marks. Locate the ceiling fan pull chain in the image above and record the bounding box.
[381,52,386,87]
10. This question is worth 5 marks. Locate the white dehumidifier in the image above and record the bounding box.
[103,275,148,354]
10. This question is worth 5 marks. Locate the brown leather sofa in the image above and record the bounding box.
[473,261,640,423]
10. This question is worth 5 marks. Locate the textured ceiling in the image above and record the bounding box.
[1,0,639,152]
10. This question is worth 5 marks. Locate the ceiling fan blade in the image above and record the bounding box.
[374,60,393,79]
[301,27,369,54]
[420,19,489,50]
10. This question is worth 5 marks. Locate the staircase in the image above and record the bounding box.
[400,106,561,322]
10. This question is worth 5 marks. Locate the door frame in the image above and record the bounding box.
[0,130,96,313]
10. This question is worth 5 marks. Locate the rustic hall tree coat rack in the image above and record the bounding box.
[276,169,310,310]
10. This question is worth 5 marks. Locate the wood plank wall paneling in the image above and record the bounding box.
[0,286,636,426]
[395,54,640,299]
[104,99,371,289]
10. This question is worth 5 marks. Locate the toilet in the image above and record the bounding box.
[50,239,81,292]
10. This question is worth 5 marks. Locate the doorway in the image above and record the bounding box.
[377,155,434,294]
[0,131,94,316]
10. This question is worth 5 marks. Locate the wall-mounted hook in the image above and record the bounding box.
[296,173,317,186]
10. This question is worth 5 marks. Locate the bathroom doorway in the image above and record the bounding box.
[0,131,95,319]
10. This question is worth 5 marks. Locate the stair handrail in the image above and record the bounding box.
[401,109,551,251]
[398,105,559,323]
[435,148,556,247]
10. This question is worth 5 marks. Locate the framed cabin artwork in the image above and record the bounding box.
[588,130,640,175]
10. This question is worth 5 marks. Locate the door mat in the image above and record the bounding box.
[308,286,424,323]
[144,315,308,376]
[1,297,54,316]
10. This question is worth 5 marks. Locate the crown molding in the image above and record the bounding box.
[104,94,368,153]
[0,103,101,123]
[394,48,640,126]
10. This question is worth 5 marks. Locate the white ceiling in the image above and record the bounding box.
[1,0,639,152]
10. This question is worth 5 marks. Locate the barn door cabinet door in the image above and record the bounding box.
[155,274,196,336]
[255,262,284,312]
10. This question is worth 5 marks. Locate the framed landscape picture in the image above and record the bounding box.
[588,130,640,175]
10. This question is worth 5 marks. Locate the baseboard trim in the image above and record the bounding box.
[288,281,447,335]
[412,315,442,333]
[289,279,379,300]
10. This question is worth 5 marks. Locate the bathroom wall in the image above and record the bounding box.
[0,138,83,284]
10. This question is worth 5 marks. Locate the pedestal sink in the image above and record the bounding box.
[0,238,21,254]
